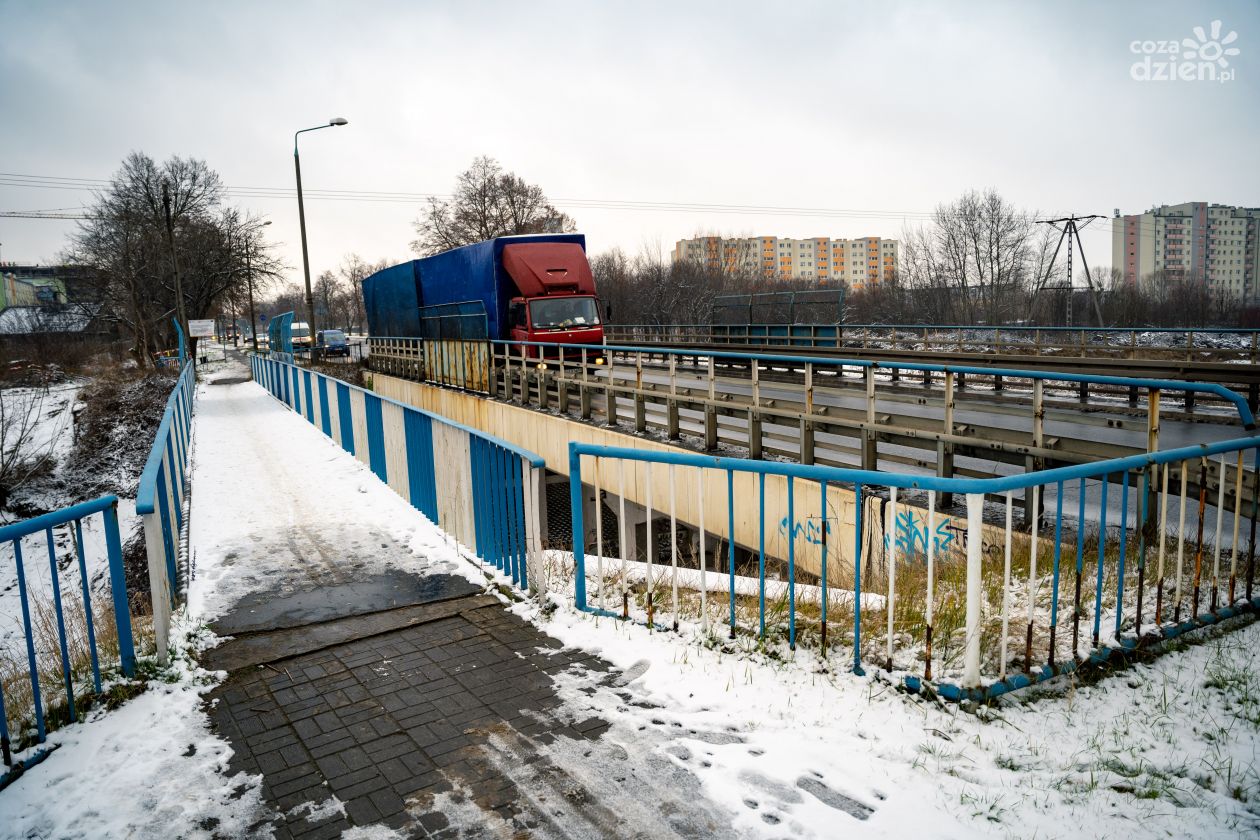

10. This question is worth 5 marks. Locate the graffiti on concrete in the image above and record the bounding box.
[884,507,957,558]
[779,517,832,546]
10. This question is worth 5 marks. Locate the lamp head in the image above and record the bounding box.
[329,117,349,126]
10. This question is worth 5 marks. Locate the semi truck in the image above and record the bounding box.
[362,234,604,353]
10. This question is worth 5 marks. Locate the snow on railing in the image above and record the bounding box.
[250,355,545,594]
[567,436,1260,702]
[0,495,136,779]
[135,359,196,666]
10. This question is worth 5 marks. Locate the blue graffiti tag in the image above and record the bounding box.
[778,517,832,545]
[883,510,955,559]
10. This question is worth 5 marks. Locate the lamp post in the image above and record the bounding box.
[246,220,271,353]
[294,117,348,364]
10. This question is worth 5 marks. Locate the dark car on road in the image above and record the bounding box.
[316,329,350,357]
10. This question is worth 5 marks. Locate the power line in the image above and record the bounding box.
[1,171,1246,239]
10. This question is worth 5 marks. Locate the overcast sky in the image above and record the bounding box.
[1,0,1257,282]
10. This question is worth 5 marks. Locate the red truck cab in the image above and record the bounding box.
[501,242,604,357]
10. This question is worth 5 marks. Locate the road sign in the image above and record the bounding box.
[188,319,215,338]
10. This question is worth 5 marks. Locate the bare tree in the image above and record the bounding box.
[66,152,283,364]
[0,385,65,508]
[410,156,576,256]
[896,190,1061,325]
[338,254,390,333]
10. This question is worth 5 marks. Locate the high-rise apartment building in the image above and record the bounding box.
[671,236,898,287]
[1112,202,1260,304]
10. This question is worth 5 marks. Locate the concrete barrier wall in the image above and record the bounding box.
[372,373,1023,584]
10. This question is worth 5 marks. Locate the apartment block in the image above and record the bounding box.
[671,236,898,287]
[1112,202,1260,304]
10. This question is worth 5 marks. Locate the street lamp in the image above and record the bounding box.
[246,220,272,353]
[294,117,349,363]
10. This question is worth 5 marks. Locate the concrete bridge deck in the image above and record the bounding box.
[189,354,736,838]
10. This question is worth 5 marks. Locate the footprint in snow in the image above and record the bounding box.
[795,776,875,821]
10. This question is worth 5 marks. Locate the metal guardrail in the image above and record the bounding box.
[606,323,1260,364]
[136,359,196,664]
[494,338,1256,427]
[368,336,1256,523]
[0,495,136,775]
[567,436,1260,701]
[251,355,545,592]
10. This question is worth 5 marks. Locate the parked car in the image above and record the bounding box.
[316,329,350,357]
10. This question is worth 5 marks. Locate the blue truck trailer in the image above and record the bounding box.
[362,234,604,351]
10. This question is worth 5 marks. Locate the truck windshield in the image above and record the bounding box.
[529,297,600,330]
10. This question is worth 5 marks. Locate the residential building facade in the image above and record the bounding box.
[671,236,898,287]
[1111,202,1260,304]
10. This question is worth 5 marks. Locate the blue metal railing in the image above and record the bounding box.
[568,435,1260,702]
[0,495,136,771]
[250,354,545,591]
[136,359,196,660]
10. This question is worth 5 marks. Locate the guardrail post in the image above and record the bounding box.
[633,351,646,432]
[963,493,984,689]
[800,362,815,465]
[748,359,762,458]
[488,343,500,398]
[667,354,680,439]
[862,367,877,470]
[938,371,955,507]
[703,355,718,450]
[557,368,570,414]
[604,371,618,427]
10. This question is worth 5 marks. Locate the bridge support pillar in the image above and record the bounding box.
[667,400,680,439]
[799,418,815,465]
[558,379,570,414]
[993,374,1003,392]
[580,385,592,420]
[1250,382,1258,415]
[1079,381,1089,403]
[634,393,647,433]
[704,405,718,450]
[1184,389,1195,415]
[537,373,549,410]
[748,411,762,459]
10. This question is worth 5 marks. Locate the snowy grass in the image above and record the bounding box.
[558,515,1256,689]
[0,584,154,752]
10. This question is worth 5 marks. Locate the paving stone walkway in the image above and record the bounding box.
[195,359,732,838]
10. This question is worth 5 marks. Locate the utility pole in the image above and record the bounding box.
[161,181,190,346]
[1035,214,1106,327]
[246,244,258,353]
[245,219,271,354]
